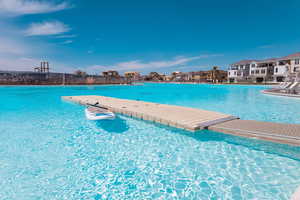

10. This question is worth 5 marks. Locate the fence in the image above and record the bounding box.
[0,71,130,85]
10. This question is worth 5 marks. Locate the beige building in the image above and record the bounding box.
[102,70,119,77]
[124,71,141,80]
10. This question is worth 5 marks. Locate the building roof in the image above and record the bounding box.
[280,52,300,60]
[232,52,300,65]
[231,60,258,65]
[103,70,118,72]
[256,58,278,63]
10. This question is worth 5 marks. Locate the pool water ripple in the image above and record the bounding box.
[0,84,299,199]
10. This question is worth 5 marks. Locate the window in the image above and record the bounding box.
[251,64,255,68]
[261,69,266,74]
[275,68,278,73]
[234,71,236,75]
[295,59,299,65]
[251,70,254,74]
[228,72,230,75]
[255,70,259,74]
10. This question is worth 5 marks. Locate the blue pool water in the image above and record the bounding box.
[0,83,299,199]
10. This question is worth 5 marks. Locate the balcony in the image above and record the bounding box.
[229,67,238,70]
[274,65,289,76]
[250,67,268,76]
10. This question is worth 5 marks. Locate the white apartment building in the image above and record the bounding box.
[228,52,300,83]
[228,60,257,83]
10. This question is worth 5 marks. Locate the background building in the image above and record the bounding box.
[228,52,300,83]
[143,67,227,83]
[0,64,129,85]
[124,71,141,81]
[144,72,164,81]
[34,61,50,73]
[102,71,120,78]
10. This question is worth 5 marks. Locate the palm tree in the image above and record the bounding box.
[212,66,219,83]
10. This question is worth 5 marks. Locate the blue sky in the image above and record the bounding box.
[1,0,300,74]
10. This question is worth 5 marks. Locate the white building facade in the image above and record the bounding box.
[228,52,300,83]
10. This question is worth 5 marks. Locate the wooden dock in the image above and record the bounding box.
[62,95,300,146]
[62,95,238,131]
[209,120,300,146]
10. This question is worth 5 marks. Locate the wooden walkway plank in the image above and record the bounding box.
[209,120,300,146]
[62,95,300,146]
[62,95,238,131]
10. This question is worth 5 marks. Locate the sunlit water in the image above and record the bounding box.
[0,83,299,199]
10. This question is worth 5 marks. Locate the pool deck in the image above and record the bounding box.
[62,95,300,146]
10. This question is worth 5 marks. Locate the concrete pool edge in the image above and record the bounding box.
[262,89,300,98]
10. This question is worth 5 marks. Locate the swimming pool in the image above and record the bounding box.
[0,83,299,199]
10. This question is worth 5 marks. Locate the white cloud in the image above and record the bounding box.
[86,54,222,73]
[55,34,77,38]
[0,0,70,17]
[259,44,275,49]
[176,65,209,70]
[61,40,73,44]
[0,55,77,72]
[0,37,29,55]
[25,21,70,36]
[0,56,39,71]
[0,22,75,72]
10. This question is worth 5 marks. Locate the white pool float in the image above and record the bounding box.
[85,106,115,120]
